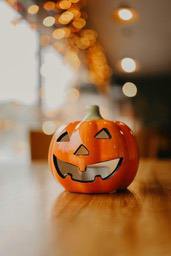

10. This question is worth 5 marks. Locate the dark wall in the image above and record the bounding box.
[113,74,171,158]
[114,75,171,133]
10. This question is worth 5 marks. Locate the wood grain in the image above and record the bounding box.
[0,160,171,256]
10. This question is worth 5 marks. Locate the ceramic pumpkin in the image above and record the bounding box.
[49,105,139,193]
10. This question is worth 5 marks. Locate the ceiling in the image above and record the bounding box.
[87,0,171,77]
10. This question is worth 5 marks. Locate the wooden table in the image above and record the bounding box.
[1,160,171,256]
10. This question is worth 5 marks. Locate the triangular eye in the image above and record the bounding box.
[74,144,89,156]
[95,128,111,139]
[57,131,70,142]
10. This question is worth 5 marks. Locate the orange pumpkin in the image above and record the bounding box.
[49,105,139,193]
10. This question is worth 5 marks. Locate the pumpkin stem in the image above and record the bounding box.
[83,105,103,121]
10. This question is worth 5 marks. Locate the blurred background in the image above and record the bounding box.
[1,0,171,163]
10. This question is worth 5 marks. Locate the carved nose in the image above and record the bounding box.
[74,144,89,156]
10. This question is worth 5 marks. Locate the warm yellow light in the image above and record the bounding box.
[52,27,71,39]
[121,57,136,73]
[72,17,86,29]
[70,0,80,3]
[43,16,55,27]
[42,121,56,135]
[53,41,65,53]
[118,8,133,21]
[27,4,39,15]
[122,82,137,97]
[68,7,81,18]
[52,29,65,40]
[80,29,98,46]
[58,11,74,24]
[43,1,56,11]
[65,51,81,69]
[58,0,72,10]
[113,7,138,24]
[77,37,91,49]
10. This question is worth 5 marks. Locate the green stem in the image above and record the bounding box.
[83,105,103,121]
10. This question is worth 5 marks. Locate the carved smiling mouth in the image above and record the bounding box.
[53,155,123,182]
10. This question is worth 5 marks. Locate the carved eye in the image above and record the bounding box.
[74,144,89,156]
[95,128,111,139]
[57,131,70,142]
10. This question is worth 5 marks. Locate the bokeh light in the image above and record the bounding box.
[43,1,56,11]
[58,0,72,10]
[113,6,138,24]
[58,11,74,24]
[70,0,80,3]
[68,7,81,18]
[43,16,55,27]
[122,82,137,97]
[118,8,133,21]
[65,50,81,69]
[52,27,71,39]
[72,17,86,29]
[27,4,39,15]
[121,57,136,73]
[42,121,56,135]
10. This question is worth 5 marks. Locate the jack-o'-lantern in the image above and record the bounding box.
[49,105,139,193]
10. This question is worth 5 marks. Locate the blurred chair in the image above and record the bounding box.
[29,130,52,161]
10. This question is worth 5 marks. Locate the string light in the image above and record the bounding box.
[65,50,81,69]
[122,82,137,97]
[52,27,71,39]
[8,0,111,91]
[87,43,112,91]
[121,57,136,73]
[53,41,66,53]
[27,4,39,15]
[58,11,74,24]
[43,16,55,27]
[72,17,86,29]
[58,0,72,10]
[68,7,81,18]
[70,0,80,3]
[43,1,56,11]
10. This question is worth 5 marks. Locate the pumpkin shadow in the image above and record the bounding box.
[52,189,139,219]
[50,190,141,256]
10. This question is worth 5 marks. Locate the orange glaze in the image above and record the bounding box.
[48,106,139,193]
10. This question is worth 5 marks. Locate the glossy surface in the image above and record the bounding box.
[1,160,171,256]
[49,120,139,193]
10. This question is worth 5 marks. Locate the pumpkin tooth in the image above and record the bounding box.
[53,156,122,182]
[88,158,120,169]
[86,159,121,179]
[57,158,79,177]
